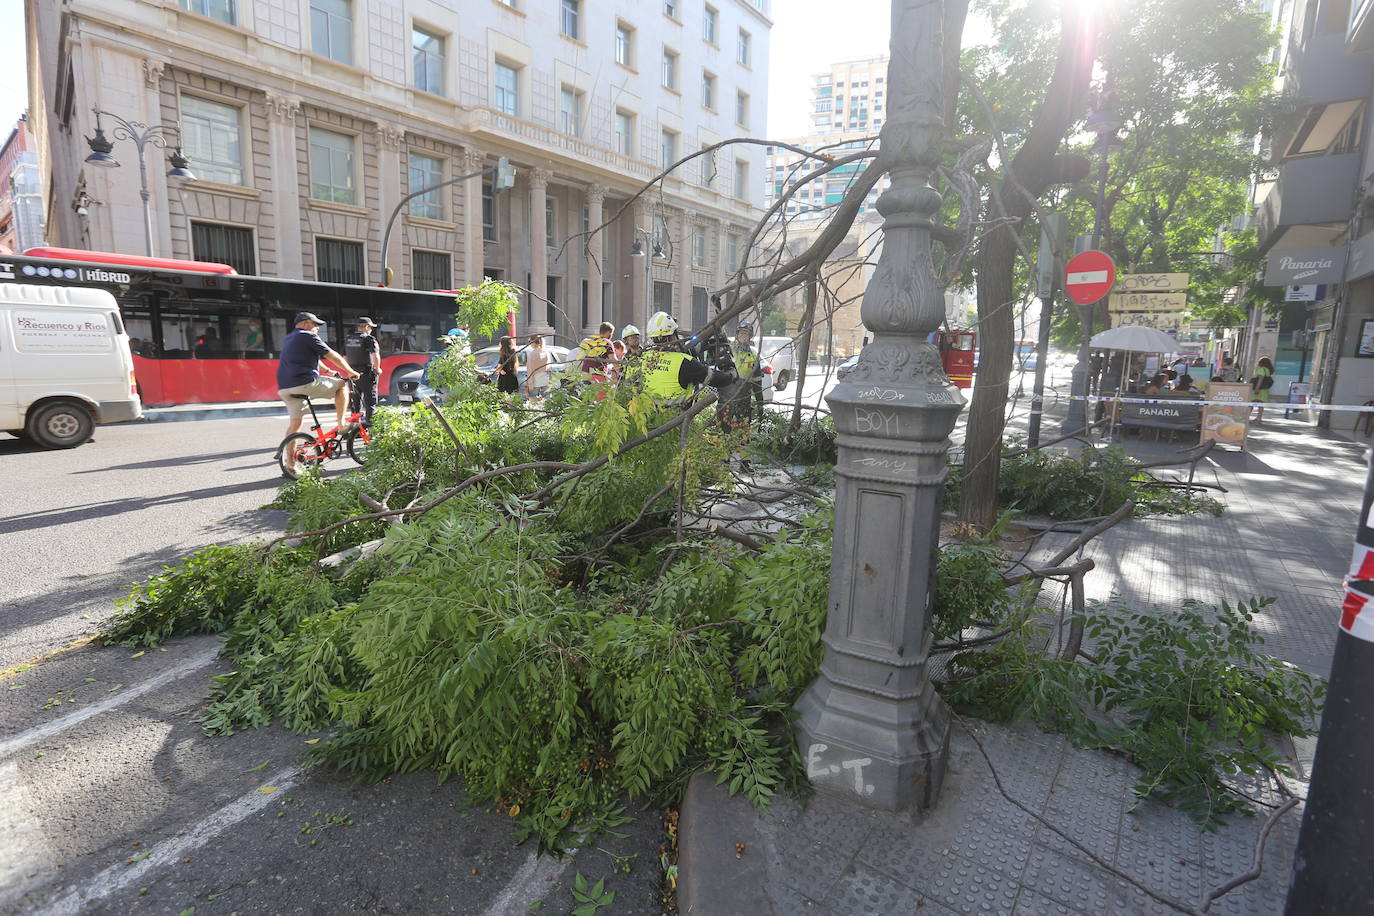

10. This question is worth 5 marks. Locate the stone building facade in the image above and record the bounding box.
[25,0,771,342]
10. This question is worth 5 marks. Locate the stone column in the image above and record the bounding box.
[634,199,653,327]
[527,167,553,335]
[793,0,961,814]
[676,210,693,323]
[463,147,486,285]
[375,123,405,285]
[585,184,606,336]
[263,91,303,277]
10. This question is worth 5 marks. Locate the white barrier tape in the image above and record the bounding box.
[1066,395,1374,413]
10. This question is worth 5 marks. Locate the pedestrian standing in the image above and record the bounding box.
[525,333,552,398]
[1251,356,1275,423]
[495,336,521,397]
[345,317,382,425]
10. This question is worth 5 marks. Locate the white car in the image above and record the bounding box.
[758,336,798,392]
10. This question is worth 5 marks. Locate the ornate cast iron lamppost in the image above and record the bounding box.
[84,107,196,258]
[794,0,963,813]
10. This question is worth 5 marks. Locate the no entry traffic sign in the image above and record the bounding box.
[1064,250,1117,305]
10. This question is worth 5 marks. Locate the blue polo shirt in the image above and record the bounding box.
[277,328,330,388]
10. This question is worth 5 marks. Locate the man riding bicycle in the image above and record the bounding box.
[276,312,360,471]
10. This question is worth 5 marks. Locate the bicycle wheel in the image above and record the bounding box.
[277,433,327,479]
[345,427,372,465]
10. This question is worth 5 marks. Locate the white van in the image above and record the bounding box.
[0,283,142,448]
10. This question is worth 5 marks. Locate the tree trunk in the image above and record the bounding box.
[789,273,818,436]
[957,8,1096,532]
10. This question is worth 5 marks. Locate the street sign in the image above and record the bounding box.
[1108,291,1187,312]
[1064,250,1116,305]
[1115,272,1189,292]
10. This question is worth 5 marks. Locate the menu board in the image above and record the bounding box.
[1200,382,1252,449]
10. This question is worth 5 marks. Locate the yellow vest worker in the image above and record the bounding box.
[643,349,692,398]
[640,311,736,400]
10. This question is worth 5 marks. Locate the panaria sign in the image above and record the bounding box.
[1264,247,1348,286]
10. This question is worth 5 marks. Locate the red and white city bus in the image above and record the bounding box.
[2,249,463,406]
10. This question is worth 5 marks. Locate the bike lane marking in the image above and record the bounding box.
[31,765,305,916]
[0,645,219,760]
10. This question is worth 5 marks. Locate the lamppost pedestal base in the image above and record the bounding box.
[795,669,951,812]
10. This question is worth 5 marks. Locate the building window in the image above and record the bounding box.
[701,71,715,110]
[692,286,708,328]
[482,181,496,242]
[316,237,364,284]
[615,22,634,67]
[660,128,678,170]
[698,144,715,187]
[581,279,589,328]
[408,152,443,220]
[734,159,748,199]
[546,276,558,327]
[560,0,580,40]
[545,197,557,247]
[653,213,670,250]
[412,249,451,290]
[662,48,678,90]
[191,222,255,274]
[180,95,243,185]
[494,61,519,116]
[615,109,635,156]
[310,0,352,65]
[664,0,676,17]
[691,226,706,267]
[737,29,751,65]
[413,26,445,95]
[736,90,749,128]
[179,0,235,25]
[726,232,739,271]
[309,127,355,204]
[559,86,582,137]
[703,5,717,43]
[653,280,673,315]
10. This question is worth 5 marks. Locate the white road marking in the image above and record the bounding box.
[0,759,56,906]
[30,766,304,916]
[0,646,219,760]
[484,847,572,915]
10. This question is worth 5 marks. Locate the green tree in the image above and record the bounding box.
[958,0,1281,529]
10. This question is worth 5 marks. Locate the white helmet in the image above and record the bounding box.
[646,312,678,340]
[620,324,641,340]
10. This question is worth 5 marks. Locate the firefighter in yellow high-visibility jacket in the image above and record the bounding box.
[639,311,737,401]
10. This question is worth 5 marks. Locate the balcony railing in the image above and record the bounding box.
[470,109,657,182]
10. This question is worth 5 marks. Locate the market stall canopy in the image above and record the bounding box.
[1089,325,1178,353]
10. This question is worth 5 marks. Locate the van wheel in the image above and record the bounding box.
[26,401,95,449]
[775,370,791,392]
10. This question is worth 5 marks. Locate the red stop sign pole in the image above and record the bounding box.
[1064,250,1117,305]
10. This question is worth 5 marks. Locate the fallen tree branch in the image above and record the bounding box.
[1045,501,1135,569]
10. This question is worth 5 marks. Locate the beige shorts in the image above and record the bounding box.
[278,376,345,418]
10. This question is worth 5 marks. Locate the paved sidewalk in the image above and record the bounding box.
[679,416,1365,915]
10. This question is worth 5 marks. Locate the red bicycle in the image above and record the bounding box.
[276,394,372,479]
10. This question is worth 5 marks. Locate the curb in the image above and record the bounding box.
[676,770,776,915]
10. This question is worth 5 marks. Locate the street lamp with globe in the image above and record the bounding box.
[83,107,196,258]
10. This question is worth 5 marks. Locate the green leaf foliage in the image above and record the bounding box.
[942,595,1325,825]
[945,443,1223,520]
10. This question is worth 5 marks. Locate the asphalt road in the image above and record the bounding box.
[0,417,667,915]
